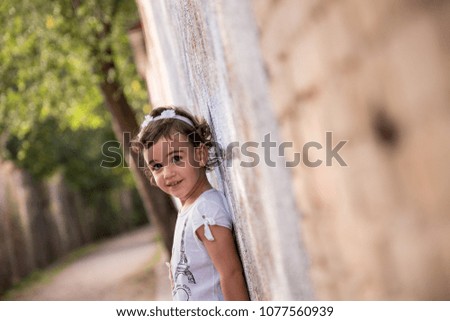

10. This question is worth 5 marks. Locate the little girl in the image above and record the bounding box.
[132,106,249,301]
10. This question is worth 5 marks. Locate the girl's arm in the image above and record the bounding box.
[196,225,250,300]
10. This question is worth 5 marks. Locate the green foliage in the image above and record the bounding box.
[0,1,103,136]
[0,0,148,229]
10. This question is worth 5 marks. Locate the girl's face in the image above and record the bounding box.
[144,133,207,204]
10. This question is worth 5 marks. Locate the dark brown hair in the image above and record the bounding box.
[131,106,222,181]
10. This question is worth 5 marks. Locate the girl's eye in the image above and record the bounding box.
[173,155,182,163]
[151,163,163,171]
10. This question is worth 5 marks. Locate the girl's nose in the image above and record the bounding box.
[163,164,176,178]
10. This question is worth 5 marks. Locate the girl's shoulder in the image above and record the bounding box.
[194,189,231,212]
[197,188,226,204]
[190,189,232,229]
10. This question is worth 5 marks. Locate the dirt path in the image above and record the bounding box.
[9,225,172,300]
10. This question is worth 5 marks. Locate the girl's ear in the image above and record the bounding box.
[195,143,209,168]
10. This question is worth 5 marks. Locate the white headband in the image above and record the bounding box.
[138,109,195,138]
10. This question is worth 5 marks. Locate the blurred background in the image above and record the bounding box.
[0,0,176,300]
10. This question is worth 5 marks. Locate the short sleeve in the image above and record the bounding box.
[191,198,232,241]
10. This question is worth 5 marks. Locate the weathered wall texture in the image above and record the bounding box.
[252,0,450,299]
[137,0,312,300]
[137,0,450,299]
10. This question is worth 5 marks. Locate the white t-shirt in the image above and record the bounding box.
[170,189,233,301]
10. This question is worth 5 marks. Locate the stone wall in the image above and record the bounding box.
[136,0,450,299]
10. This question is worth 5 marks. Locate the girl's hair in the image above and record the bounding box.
[131,106,222,182]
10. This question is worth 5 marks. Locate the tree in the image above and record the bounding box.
[0,0,177,251]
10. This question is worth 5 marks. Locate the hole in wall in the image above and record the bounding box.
[372,107,400,147]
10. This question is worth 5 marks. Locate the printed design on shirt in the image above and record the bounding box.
[173,218,196,300]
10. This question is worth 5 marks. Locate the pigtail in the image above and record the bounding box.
[192,115,224,170]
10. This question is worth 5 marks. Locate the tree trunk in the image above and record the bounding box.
[68,0,177,253]
[99,57,177,252]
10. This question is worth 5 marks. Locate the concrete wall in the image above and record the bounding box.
[252,0,450,299]
[136,0,450,299]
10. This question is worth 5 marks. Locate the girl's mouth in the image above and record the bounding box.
[167,180,182,187]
